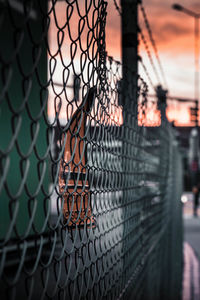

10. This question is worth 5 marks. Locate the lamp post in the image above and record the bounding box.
[173,4,200,199]
[172,4,200,113]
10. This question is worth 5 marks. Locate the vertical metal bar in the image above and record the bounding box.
[195,17,199,126]
[120,0,139,291]
[121,0,138,110]
[194,17,199,103]
[156,85,167,124]
[195,100,198,127]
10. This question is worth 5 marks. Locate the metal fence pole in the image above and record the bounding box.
[120,0,139,295]
[121,0,138,109]
[156,85,167,123]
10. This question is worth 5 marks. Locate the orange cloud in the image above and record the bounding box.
[139,0,199,53]
[106,0,200,55]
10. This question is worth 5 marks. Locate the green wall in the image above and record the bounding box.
[0,2,49,239]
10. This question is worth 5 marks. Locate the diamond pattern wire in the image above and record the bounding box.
[0,1,182,299]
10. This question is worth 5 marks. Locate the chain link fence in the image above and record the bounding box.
[0,1,183,299]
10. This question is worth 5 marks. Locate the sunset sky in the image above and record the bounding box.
[105,0,200,126]
[48,0,200,126]
[106,0,200,99]
[107,0,200,98]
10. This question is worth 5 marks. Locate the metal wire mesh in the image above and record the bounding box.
[0,1,183,299]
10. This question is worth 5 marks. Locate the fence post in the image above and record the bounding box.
[121,0,138,110]
[120,1,139,297]
[156,85,168,124]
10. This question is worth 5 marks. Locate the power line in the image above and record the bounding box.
[139,27,162,85]
[139,3,169,90]
[112,1,168,93]
[139,56,156,91]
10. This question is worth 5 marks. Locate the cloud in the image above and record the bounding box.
[138,0,199,51]
[105,0,200,56]
[160,23,191,36]
[193,2,200,9]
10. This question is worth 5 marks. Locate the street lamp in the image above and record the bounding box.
[172,4,200,108]
[173,4,200,190]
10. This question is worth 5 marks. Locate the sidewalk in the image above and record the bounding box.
[182,241,200,300]
[182,198,200,300]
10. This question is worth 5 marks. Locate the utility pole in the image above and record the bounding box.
[172,3,200,125]
[195,17,199,103]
